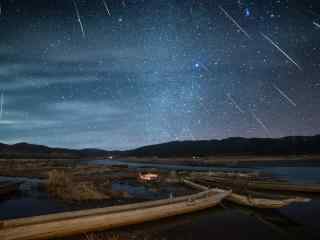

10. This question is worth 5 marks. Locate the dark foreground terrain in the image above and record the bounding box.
[1,158,320,240]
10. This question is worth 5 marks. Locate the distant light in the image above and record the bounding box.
[195,63,200,68]
[139,173,159,181]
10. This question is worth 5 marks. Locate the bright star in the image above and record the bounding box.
[244,8,250,17]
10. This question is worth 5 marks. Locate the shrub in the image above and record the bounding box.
[47,170,109,201]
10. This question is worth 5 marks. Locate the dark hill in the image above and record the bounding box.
[0,142,112,159]
[1,135,320,159]
[123,135,320,158]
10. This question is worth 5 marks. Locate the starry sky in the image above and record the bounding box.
[0,0,320,150]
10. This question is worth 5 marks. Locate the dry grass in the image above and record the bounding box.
[84,233,125,240]
[47,170,109,201]
[82,231,156,240]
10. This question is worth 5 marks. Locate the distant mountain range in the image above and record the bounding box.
[1,135,320,159]
[124,135,320,158]
[0,142,114,159]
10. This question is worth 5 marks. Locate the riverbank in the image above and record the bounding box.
[121,155,320,167]
[2,153,320,167]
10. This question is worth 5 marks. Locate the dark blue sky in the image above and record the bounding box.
[0,0,320,150]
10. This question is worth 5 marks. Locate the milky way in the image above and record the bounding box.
[0,0,320,149]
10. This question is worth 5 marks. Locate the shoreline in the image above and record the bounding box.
[1,154,320,167]
[119,155,320,167]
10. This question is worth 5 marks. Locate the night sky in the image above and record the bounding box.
[0,0,320,150]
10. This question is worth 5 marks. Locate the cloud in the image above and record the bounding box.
[0,120,19,125]
[51,101,127,118]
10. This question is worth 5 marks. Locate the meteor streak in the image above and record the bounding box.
[200,63,210,72]
[219,5,251,40]
[0,92,4,120]
[102,0,111,16]
[250,110,271,137]
[227,94,245,114]
[72,0,85,38]
[313,21,320,29]
[195,62,210,72]
[260,32,302,71]
[272,83,297,107]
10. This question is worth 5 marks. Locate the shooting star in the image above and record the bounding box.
[219,5,251,40]
[72,0,85,38]
[313,21,320,29]
[227,93,245,114]
[250,110,271,137]
[102,0,111,16]
[0,92,4,120]
[260,32,302,71]
[195,62,210,72]
[272,83,297,107]
[200,63,210,72]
